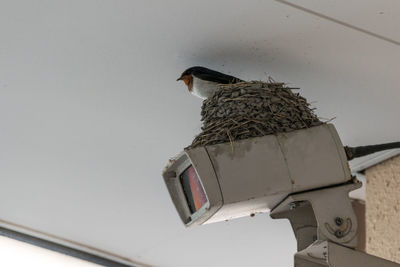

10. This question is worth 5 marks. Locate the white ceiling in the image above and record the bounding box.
[0,0,399,266]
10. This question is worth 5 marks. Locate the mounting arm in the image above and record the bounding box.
[270,180,400,267]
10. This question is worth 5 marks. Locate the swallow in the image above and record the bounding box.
[177,66,244,99]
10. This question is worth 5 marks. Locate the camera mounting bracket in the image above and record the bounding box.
[270,181,361,250]
[271,180,400,266]
[293,240,400,267]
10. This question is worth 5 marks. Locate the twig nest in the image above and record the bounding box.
[189,81,323,148]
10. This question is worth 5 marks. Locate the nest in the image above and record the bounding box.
[189,81,323,148]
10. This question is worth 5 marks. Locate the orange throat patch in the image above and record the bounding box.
[182,75,193,92]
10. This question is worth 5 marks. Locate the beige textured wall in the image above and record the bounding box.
[365,155,400,263]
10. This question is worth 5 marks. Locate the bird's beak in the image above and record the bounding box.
[177,76,183,81]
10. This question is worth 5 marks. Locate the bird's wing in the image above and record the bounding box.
[192,68,243,84]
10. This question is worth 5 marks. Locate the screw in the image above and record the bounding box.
[289,202,297,210]
[334,230,343,238]
[334,217,343,226]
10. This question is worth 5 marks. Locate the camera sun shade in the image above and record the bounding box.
[162,124,351,226]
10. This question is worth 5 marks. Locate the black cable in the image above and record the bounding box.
[344,142,400,160]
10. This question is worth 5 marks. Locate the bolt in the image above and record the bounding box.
[289,202,297,210]
[334,217,343,226]
[334,230,343,238]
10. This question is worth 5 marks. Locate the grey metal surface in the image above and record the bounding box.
[294,241,400,267]
[163,124,352,226]
[272,201,317,251]
[327,241,400,267]
[275,124,350,191]
[271,182,399,267]
[295,241,328,266]
[271,183,361,248]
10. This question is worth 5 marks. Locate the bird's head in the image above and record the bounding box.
[177,69,194,91]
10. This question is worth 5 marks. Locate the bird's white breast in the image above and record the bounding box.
[191,76,220,99]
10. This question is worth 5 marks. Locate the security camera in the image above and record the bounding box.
[162,124,351,226]
[163,123,400,266]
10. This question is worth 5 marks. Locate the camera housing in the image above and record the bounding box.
[163,124,351,226]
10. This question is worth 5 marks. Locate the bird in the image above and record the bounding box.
[177,66,244,99]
